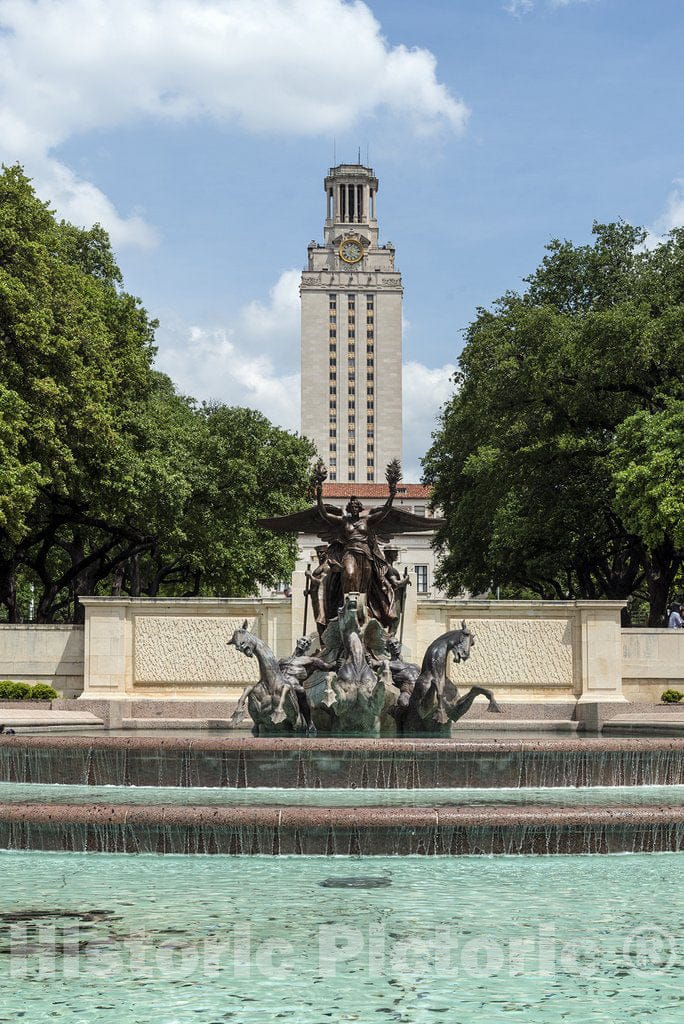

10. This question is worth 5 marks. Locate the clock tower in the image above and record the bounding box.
[300,163,403,483]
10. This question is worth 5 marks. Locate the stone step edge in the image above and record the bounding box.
[121,718,237,730]
[0,802,683,828]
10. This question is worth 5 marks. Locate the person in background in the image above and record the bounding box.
[668,603,684,629]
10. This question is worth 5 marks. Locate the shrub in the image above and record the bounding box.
[0,680,32,700]
[29,684,58,701]
[661,689,684,704]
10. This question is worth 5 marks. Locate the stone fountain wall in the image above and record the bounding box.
[0,594,682,707]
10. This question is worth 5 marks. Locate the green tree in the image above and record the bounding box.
[0,165,314,620]
[424,222,684,624]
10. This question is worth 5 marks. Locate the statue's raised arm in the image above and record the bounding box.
[313,461,344,528]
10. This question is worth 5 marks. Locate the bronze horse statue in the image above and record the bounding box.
[402,621,500,736]
[227,621,311,736]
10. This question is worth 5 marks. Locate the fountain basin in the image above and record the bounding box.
[2,850,683,1023]
[3,735,684,788]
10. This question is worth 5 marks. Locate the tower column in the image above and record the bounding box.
[302,163,401,483]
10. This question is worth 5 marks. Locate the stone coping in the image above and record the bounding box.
[2,735,684,753]
[1,802,683,827]
[79,597,287,607]
[0,623,82,631]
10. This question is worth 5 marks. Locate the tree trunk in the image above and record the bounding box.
[646,539,681,626]
[647,574,671,627]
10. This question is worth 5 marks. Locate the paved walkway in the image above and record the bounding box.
[603,712,684,735]
[0,709,103,730]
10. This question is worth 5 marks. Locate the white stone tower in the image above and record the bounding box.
[300,163,403,482]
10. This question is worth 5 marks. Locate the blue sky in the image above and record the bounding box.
[2,0,683,477]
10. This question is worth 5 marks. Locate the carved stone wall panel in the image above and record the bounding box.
[450,617,574,686]
[134,616,260,685]
[622,634,658,662]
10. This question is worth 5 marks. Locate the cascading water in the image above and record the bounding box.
[2,736,684,855]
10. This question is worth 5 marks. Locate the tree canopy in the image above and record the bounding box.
[0,165,314,621]
[423,221,684,624]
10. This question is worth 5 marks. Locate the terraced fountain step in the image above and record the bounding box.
[3,736,684,788]
[0,802,682,855]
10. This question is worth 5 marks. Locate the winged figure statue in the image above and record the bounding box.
[258,459,441,632]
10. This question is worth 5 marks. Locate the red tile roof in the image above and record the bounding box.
[322,482,431,499]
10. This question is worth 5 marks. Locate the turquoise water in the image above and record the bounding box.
[2,781,684,807]
[0,851,682,1022]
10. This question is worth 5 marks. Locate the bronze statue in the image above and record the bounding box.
[316,596,388,735]
[227,622,310,735]
[276,636,330,734]
[305,545,331,641]
[259,460,439,633]
[383,546,410,636]
[403,621,500,736]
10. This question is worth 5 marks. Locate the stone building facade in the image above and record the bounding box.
[300,163,402,483]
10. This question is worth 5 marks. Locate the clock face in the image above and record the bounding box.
[339,238,363,264]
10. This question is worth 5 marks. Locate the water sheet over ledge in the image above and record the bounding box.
[2,736,684,788]
[1,803,684,856]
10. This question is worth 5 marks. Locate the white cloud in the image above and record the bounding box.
[402,360,456,480]
[642,179,684,250]
[154,269,301,427]
[156,318,302,430]
[505,0,594,13]
[653,179,684,234]
[0,0,467,246]
[504,0,534,13]
[240,269,301,348]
